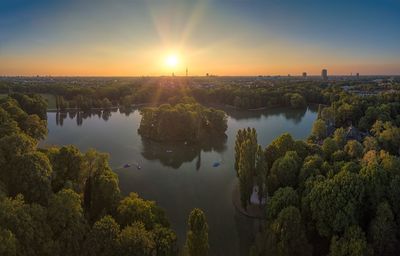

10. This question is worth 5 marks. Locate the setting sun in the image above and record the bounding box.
[165,55,179,68]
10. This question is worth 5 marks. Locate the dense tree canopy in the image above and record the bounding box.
[246,89,400,255]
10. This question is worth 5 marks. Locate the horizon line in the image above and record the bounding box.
[1,74,400,78]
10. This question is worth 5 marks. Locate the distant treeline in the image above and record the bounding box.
[0,78,335,111]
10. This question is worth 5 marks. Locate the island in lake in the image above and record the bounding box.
[138,101,228,143]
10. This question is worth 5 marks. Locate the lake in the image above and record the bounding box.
[41,106,317,256]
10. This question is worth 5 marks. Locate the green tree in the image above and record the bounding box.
[286,93,306,109]
[117,192,168,229]
[333,127,347,149]
[332,150,348,162]
[49,145,86,192]
[238,138,257,209]
[185,208,209,256]
[10,93,47,120]
[86,170,121,222]
[101,98,113,109]
[363,136,379,152]
[235,128,257,177]
[368,202,398,255]
[371,121,400,155]
[0,195,53,256]
[0,228,17,256]
[380,151,400,177]
[0,97,26,122]
[0,108,21,138]
[269,151,301,191]
[266,187,299,221]
[298,154,323,185]
[360,163,388,210]
[152,224,177,256]
[321,106,334,123]
[83,150,121,222]
[307,171,364,237]
[344,140,364,159]
[265,133,295,167]
[255,145,268,203]
[311,119,327,140]
[118,222,155,256]
[329,225,368,256]
[270,206,312,256]
[8,152,52,205]
[20,114,47,140]
[83,215,120,256]
[293,140,310,160]
[335,102,362,127]
[47,189,88,256]
[0,133,36,169]
[322,137,338,161]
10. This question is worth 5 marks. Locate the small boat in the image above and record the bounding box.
[166,150,173,153]
[136,164,141,170]
[212,162,220,167]
[123,164,131,168]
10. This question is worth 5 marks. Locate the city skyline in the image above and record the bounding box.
[1,0,400,76]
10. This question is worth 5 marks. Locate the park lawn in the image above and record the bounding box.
[39,93,57,109]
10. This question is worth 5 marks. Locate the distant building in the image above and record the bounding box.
[356,73,360,79]
[302,72,307,77]
[321,69,328,81]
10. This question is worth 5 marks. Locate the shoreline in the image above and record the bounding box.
[232,181,266,219]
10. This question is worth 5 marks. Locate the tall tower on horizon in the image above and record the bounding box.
[186,67,188,77]
[321,69,328,81]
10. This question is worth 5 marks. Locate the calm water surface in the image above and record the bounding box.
[41,106,317,256]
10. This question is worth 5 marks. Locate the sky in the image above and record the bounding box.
[0,0,400,76]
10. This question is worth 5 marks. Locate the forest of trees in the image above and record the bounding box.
[0,94,210,256]
[138,97,227,143]
[234,90,400,255]
[0,78,329,111]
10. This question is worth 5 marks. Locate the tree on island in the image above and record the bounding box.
[138,101,227,143]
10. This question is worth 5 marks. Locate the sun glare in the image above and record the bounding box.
[165,55,179,68]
